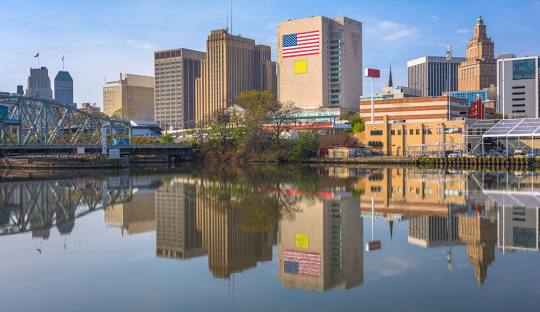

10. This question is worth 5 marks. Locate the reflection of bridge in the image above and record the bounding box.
[0,178,133,236]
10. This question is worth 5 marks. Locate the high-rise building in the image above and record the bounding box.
[497,56,540,118]
[54,70,74,108]
[457,17,497,91]
[195,29,276,124]
[277,16,362,111]
[103,73,154,121]
[407,56,465,96]
[154,48,205,130]
[16,85,23,95]
[26,67,53,100]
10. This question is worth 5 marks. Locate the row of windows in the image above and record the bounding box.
[372,128,461,136]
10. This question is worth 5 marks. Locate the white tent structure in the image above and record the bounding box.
[480,119,540,156]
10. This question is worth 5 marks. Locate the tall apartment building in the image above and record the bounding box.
[103,73,154,121]
[407,56,465,97]
[278,16,362,111]
[154,48,205,130]
[54,70,74,108]
[195,29,276,124]
[457,17,497,91]
[497,56,540,118]
[26,67,53,100]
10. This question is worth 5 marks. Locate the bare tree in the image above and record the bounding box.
[266,101,300,142]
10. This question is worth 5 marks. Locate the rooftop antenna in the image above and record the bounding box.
[226,11,229,32]
[230,0,233,35]
[62,55,65,71]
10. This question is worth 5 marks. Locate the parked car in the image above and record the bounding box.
[447,151,462,158]
[527,151,537,158]
[513,149,526,157]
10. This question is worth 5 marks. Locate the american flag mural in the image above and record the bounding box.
[283,250,321,277]
[281,30,320,58]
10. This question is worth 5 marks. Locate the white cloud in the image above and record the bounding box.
[456,28,470,35]
[124,39,156,51]
[372,20,419,43]
[430,15,441,21]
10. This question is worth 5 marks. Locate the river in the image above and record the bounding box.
[0,165,539,311]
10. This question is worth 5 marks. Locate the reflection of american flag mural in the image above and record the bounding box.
[283,250,321,277]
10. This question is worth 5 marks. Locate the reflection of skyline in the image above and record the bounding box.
[3,168,540,290]
[278,194,363,292]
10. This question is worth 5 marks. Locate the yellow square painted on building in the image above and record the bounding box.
[294,60,308,74]
[295,233,309,248]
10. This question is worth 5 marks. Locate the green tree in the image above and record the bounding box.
[160,133,174,144]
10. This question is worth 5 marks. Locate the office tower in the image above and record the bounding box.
[457,17,497,91]
[26,67,53,100]
[156,182,206,259]
[497,56,540,118]
[407,56,465,96]
[154,48,205,130]
[279,195,363,291]
[195,29,276,125]
[16,85,23,95]
[278,16,362,111]
[54,70,74,108]
[103,73,154,121]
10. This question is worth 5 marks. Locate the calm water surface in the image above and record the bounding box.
[1,165,539,311]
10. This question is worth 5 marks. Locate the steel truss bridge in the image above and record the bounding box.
[0,94,131,147]
[0,177,133,237]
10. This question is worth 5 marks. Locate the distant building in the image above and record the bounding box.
[26,67,53,100]
[16,85,23,95]
[80,102,101,115]
[154,48,205,130]
[195,29,276,125]
[497,55,540,118]
[458,17,497,91]
[278,16,362,111]
[54,70,74,108]
[359,95,468,123]
[407,56,465,97]
[103,73,154,121]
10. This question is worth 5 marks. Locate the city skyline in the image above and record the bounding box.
[1,0,539,108]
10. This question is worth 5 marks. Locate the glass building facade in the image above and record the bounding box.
[450,90,487,107]
[513,59,536,80]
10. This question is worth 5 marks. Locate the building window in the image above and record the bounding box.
[513,59,535,80]
[398,129,401,135]
[415,129,420,135]
[391,130,395,135]
[409,129,413,135]
[370,130,383,136]
[423,128,432,135]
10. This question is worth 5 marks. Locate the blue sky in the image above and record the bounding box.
[1,0,539,107]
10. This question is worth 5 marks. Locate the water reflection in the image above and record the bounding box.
[1,166,539,292]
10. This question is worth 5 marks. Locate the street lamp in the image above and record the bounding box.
[446,44,454,120]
